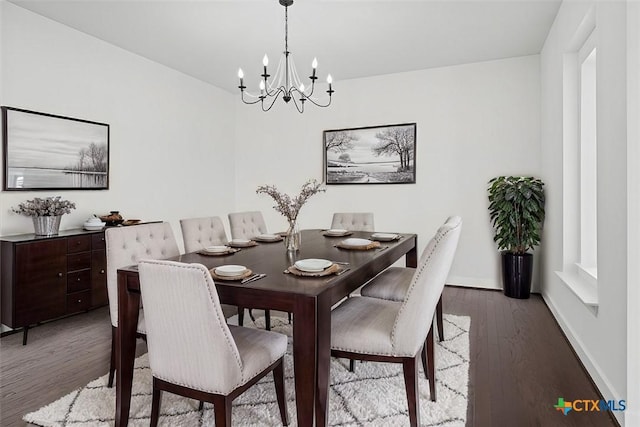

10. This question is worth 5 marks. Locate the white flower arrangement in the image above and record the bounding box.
[12,196,76,217]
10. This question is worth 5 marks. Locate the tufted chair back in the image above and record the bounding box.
[138,260,243,394]
[105,222,180,327]
[180,216,228,253]
[228,211,268,240]
[331,212,375,231]
[392,216,462,355]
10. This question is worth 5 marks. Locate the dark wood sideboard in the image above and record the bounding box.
[1,228,108,345]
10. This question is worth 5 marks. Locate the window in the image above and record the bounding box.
[557,22,598,313]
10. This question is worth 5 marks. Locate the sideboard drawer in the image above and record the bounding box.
[67,252,91,272]
[67,270,91,293]
[92,233,106,250]
[67,235,91,253]
[66,290,91,314]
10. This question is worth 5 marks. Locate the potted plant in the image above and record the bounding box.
[488,176,545,299]
[12,196,76,236]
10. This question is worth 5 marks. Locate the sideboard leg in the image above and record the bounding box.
[22,326,29,345]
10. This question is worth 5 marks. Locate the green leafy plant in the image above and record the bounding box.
[488,176,545,254]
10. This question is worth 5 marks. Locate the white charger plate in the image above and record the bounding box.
[340,238,373,247]
[215,265,247,277]
[371,233,399,241]
[294,258,333,272]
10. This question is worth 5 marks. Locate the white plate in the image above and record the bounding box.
[204,245,229,254]
[230,239,251,245]
[255,234,280,241]
[215,265,247,277]
[340,238,373,247]
[325,229,349,236]
[294,258,333,272]
[371,233,399,241]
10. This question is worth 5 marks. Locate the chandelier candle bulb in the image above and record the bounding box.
[238,68,244,88]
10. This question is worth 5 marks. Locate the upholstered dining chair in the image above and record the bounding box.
[227,211,284,330]
[105,222,180,387]
[228,211,268,240]
[330,216,461,425]
[138,259,289,427]
[331,212,375,231]
[180,216,243,325]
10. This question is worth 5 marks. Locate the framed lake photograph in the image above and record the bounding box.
[324,123,416,185]
[2,107,109,190]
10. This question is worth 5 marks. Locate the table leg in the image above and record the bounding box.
[315,294,331,426]
[406,238,418,268]
[115,273,140,427]
[293,296,318,426]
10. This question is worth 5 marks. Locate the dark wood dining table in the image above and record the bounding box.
[115,229,417,426]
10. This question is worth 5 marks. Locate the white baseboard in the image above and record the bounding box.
[447,275,501,290]
[542,291,625,426]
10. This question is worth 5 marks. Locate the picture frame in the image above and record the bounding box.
[324,123,416,185]
[2,106,110,191]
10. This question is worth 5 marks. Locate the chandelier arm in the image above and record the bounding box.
[261,89,284,112]
[290,95,305,113]
[241,91,265,105]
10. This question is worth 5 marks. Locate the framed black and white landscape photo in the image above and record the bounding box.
[2,107,109,190]
[324,123,416,185]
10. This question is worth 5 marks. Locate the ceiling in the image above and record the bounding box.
[9,0,562,94]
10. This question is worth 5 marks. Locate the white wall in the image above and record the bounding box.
[626,1,640,424]
[540,1,628,424]
[234,55,541,289]
[0,3,237,248]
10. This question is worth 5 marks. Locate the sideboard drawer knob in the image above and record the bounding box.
[58,272,63,278]
[100,269,105,274]
[77,299,82,303]
[77,277,81,281]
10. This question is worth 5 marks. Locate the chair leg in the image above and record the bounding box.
[437,295,444,341]
[198,401,204,411]
[150,380,162,427]
[108,326,116,388]
[288,312,292,324]
[265,309,271,331]
[238,306,245,326]
[426,323,436,401]
[273,358,289,426]
[402,356,420,427]
[349,359,355,372]
[421,344,428,380]
[213,395,232,426]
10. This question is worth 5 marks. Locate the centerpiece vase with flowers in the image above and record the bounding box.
[12,196,76,236]
[257,179,325,252]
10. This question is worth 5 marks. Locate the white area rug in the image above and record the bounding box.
[25,314,470,426]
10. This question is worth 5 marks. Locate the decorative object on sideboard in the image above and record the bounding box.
[237,0,334,113]
[11,196,76,236]
[83,217,105,231]
[99,211,124,226]
[256,179,326,252]
[324,123,417,185]
[2,106,109,190]
[488,176,545,299]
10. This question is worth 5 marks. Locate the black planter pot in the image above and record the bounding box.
[501,252,533,299]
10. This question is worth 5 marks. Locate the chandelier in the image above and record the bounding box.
[237,0,334,113]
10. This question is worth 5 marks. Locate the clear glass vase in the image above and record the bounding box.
[284,220,301,252]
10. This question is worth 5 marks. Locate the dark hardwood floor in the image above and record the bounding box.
[0,287,618,426]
